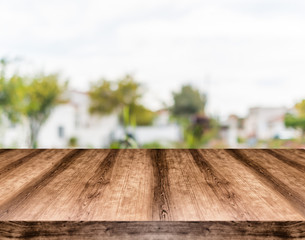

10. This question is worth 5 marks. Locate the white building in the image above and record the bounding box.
[220,107,299,147]
[1,92,182,148]
[1,90,120,148]
[0,117,29,148]
[112,110,182,146]
[220,115,242,147]
[243,107,297,140]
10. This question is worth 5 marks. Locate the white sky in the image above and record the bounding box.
[1,0,305,118]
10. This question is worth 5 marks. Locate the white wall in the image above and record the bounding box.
[1,91,121,148]
[38,105,76,148]
[243,107,295,140]
[135,124,181,145]
[0,117,28,148]
[76,114,119,148]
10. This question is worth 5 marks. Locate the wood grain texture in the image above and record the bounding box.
[0,149,304,239]
[0,221,304,240]
[226,149,305,217]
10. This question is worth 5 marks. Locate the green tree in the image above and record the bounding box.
[130,104,155,126]
[170,84,215,148]
[1,59,67,148]
[89,75,156,148]
[0,59,24,123]
[68,136,78,148]
[171,85,206,117]
[0,77,24,123]
[89,75,155,126]
[285,99,305,140]
[23,74,67,148]
[89,79,120,114]
[1,67,67,148]
[116,75,141,108]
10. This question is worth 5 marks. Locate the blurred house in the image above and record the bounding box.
[1,93,182,148]
[136,110,182,145]
[112,109,182,146]
[39,90,120,148]
[1,90,119,148]
[220,115,240,147]
[243,107,297,140]
[221,107,298,147]
[0,117,28,148]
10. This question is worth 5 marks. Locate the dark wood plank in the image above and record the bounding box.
[8,150,111,220]
[0,149,12,156]
[0,150,45,181]
[0,149,73,208]
[225,149,305,218]
[0,221,304,240]
[0,150,85,219]
[0,149,38,169]
[264,149,305,173]
[189,149,255,220]
[198,149,303,220]
[70,149,119,219]
[149,149,172,221]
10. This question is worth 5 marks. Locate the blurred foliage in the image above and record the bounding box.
[110,141,121,149]
[285,114,305,131]
[120,104,155,126]
[237,136,246,144]
[0,59,67,148]
[89,75,155,126]
[87,76,149,148]
[89,79,120,114]
[141,141,165,149]
[0,58,24,123]
[295,100,305,117]
[184,117,219,148]
[266,139,288,148]
[116,75,141,107]
[68,136,78,148]
[89,75,140,114]
[110,133,138,149]
[170,84,217,148]
[23,74,67,148]
[171,85,206,117]
[285,99,305,139]
[0,74,24,123]
[133,105,155,126]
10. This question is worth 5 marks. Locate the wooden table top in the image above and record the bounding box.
[0,149,305,239]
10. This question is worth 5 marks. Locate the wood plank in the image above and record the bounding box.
[164,149,204,220]
[111,149,152,221]
[202,149,304,220]
[0,149,304,239]
[88,149,152,220]
[0,150,84,219]
[226,149,305,218]
[150,149,173,220]
[0,149,38,170]
[5,150,111,220]
[263,149,305,173]
[0,149,73,207]
[0,221,304,240]
[266,149,305,168]
[167,149,254,220]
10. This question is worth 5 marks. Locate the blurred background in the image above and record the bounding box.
[1,0,305,148]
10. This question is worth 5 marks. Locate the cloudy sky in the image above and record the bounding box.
[1,0,305,118]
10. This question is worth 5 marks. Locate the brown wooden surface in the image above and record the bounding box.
[0,221,304,240]
[0,149,305,239]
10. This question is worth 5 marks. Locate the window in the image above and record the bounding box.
[58,126,65,138]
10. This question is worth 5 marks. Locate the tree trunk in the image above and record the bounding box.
[29,119,41,148]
